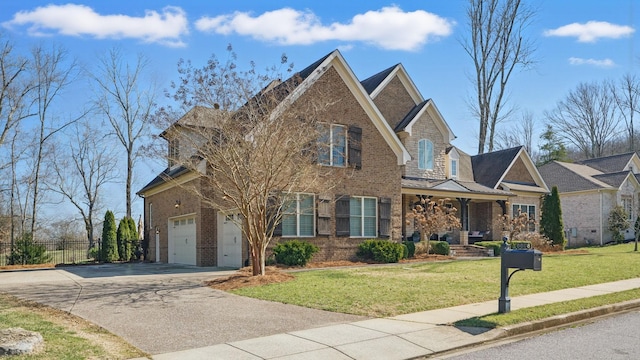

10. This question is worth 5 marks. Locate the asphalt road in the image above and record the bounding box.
[444,310,640,360]
[0,263,366,354]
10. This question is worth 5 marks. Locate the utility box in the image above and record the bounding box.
[502,249,542,271]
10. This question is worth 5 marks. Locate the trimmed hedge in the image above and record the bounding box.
[273,239,319,266]
[430,241,450,255]
[402,241,416,258]
[357,239,405,263]
[475,240,532,256]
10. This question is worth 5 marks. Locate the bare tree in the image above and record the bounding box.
[0,34,33,148]
[406,197,461,256]
[28,43,81,241]
[612,73,640,151]
[92,48,156,218]
[462,0,536,153]
[495,109,535,153]
[159,48,341,276]
[545,81,620,159]
[49,121,118,250]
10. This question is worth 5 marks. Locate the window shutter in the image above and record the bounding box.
[379,197,391,238]
[335,195,350,236]
[317,195,331,236]
[348,126,362,170]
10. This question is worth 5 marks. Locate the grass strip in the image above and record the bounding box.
[455,288,640,328]
[0,293,147,360]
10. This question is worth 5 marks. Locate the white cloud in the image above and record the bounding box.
[195,6,455,51]
[544,21,634,43]
[3,4,189,47]
[568,57,615,68]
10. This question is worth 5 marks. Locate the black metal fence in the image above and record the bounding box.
[0,238,101,267]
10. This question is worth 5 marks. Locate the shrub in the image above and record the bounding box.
[401,244,409,259]
[88,246,101,261]
[273,239,319,266]
[6,233,52,265]
[430,241,450,255]
[414,241,429,256]
[475,241,502,256]
[402,241,416,258]
[357,239,405,263]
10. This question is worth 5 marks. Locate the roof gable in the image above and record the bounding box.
[472,146,548,192]
[275,49,410,165]
[577,152,637,173]
[395,99,456,143]
[538,161,611,193]
[362,63,423,103]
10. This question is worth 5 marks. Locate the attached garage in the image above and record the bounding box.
[168,215,197,265]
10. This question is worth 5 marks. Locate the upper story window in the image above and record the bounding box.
[318,124,347,167]
[282,193,315,237]
[168,138,179,168]
[350,196,377,237]
[451,159,458,179]
[418,139,433,170]
[148,203,153,229]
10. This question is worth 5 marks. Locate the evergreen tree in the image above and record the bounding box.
[537,125,568,166]
[126,217,139,260]
[540,186,566,249]
[101,210,118,262]
[116,218,129,261]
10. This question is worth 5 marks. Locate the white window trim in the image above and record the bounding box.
[350,196,378,238]
[319,123,347,167]
[451,159,458,179]
[282,193,316,237]
[512,203,536,232]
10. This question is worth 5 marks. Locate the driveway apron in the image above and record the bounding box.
[0,263,366,354]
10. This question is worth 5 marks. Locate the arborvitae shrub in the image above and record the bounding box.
[101,210,118,262]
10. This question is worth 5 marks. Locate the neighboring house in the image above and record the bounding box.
[538,152,640,247]
[137,49,548,267]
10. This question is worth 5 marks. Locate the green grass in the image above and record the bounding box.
[455,288,640,328]
[0,294,146,359]
[232,243,640,317]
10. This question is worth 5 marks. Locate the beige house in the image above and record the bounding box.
[137,49,549,267]
[538,152,640,247]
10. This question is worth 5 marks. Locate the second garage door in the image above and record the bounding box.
[168,216,196,266]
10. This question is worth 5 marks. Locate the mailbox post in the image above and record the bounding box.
[498,237,542,313]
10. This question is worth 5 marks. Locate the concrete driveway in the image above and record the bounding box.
[0,263,366,354]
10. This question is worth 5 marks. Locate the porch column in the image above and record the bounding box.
[457,198,470,245]
[496,200,507,215]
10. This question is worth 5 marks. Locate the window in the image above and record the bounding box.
[148,203,153,229]
[418,139,433,170]
[622,196,633,220]
[451,159,458,179]
[168,138,179,167]
[350,196,377,237]
[319,124,347,167]
[512,204,536,232]
[282,193,315,237]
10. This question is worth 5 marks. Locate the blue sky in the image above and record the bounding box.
[1,0,637,220]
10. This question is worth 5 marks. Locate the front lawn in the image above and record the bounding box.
[230,243,640,317]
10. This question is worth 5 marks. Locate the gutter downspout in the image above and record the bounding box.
[599,190,603,246]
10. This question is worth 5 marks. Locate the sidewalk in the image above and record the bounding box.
[138,277,640,360]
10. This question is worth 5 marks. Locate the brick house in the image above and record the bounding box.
[137,49,548,267]
[538,152,640,247]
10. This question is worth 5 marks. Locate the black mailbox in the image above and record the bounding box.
[503,249,542,271]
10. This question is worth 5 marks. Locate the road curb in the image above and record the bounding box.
[494,298,640,339]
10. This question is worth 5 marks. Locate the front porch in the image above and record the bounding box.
[401,178,513,245]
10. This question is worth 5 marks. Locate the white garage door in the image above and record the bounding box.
[168,216,196,266]
[218,212,243,268]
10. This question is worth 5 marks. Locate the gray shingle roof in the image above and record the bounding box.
[360,64,398,94]
[577,152,635,173]
[137,166,191,195]
[537,161,609,192]
[592,171,631,188]
[402,176,512,196]
[471,146,523,188]
[394,100,429,132]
